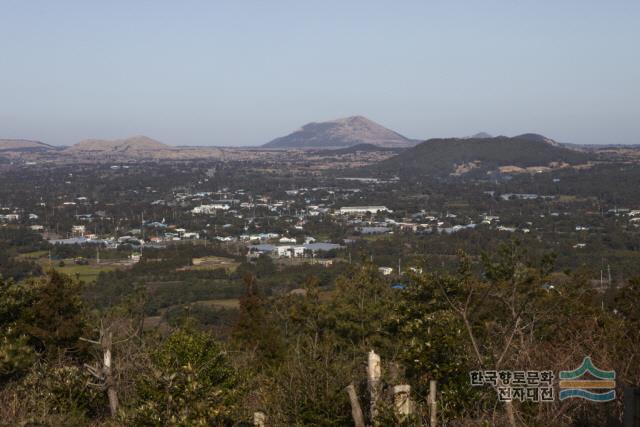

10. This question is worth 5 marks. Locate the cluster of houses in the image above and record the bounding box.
[499,193,555,201]
[48,220,203,248]
[14,176,640,269]
[0,213,21,222]
[0,210,40,222]
[337,206,392,215]
[628,210,640,226]
[248,242,341,259]
[191,203,231,214]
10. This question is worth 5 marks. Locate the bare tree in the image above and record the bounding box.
[80,320,138,418]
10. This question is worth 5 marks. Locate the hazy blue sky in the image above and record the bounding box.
[1,1,639,146]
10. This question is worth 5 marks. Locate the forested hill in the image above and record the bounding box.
[370,135,591,177]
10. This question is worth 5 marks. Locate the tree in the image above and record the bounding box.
[286,276,326,339]
[131,328,241,426]
[232,274,284,364]
[261,276,356,426]
[327,263,394,355]
[392,242,602,424]
[0,271,86,379]
[613,277,640,324]
[0,277,38,379]
[392,270,477,421]
[265,337,355,426]
[20,270,87,358]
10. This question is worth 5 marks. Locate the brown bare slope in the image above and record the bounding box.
[0,139,54,152]
[64,136,224,161]
[66,136,169,153]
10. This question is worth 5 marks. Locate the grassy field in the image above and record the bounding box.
[199,298,240,309]
[360,234,394,241]
[53,263,117,283]
[34,257,124,283]
[179,256,239,272]
[17,250,50,259]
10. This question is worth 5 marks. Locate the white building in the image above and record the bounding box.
[249,242,340,259]
[71,225,86,235]
[482,215,500,224]
[339,206,391,215]
[276,245,307,258]
[191,204,230,214]
[378,267,394,276]
[241,233,280,242]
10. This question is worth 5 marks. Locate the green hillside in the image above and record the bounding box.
[371,136,591,177]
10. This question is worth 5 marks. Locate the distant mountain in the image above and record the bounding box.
[465,132,493,139]
[371,135,591,177]
[66,136,169,153]
[263,116,414,149]
[514,133,560,146]
[0,139,54,152]
[61,136,226,161]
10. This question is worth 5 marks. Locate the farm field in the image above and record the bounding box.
[28,255,132,283]
[179,255,239,272]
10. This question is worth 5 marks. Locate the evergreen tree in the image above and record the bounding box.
[327,263,394,354]
[131,328,241,426]
[0,271,87,379]
[20,270,87,358]
[232,274,284,364]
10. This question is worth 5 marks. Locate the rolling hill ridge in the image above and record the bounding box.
[65,136,170,153]
[0,139,55,152]
[370,135,591,177]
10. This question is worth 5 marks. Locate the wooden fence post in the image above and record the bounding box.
[367,350,382,423]
[253,411,266,427]
[393,384,412,421]
[346,383,366,427]
[427,379,437,427]
[102,330,119,418]
[504,397,517,427]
